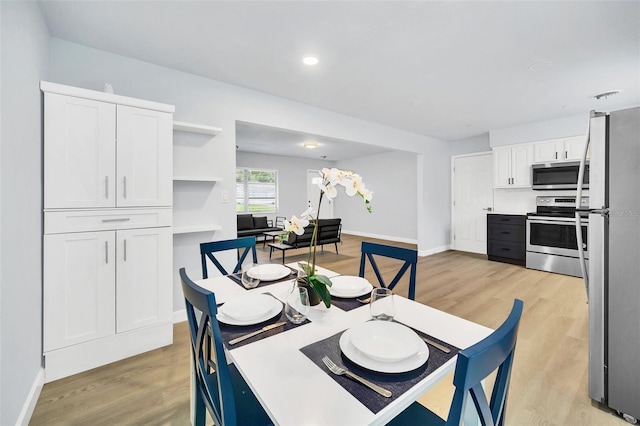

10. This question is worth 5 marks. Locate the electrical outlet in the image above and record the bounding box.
[221,190,229,203]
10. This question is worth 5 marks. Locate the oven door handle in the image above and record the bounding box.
[527,216,589,224]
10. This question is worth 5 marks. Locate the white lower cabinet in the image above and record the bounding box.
[43,213,173,382]
[44,231,116,352]
[116,227,172,333]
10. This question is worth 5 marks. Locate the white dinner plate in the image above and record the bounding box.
[349,321,422,363]
[328,276,373,298]
[339,325,429,373]
[217,294,283,325]
[248,264,291,281]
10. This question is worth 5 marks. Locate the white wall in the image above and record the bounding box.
[49,39,451,311]
[0,2,50,424]
[449,133,491,156]
[335,151,418,243]
[489,113,587,147]
[236,151,335,221]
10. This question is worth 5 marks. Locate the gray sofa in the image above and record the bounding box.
[236,214,281,238]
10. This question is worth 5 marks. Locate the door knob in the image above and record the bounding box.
[482,207,493,212]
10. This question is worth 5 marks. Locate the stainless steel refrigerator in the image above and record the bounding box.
[576,107,640,422]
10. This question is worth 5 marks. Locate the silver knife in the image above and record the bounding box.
[228,321,287,345]
[421,336,451,353]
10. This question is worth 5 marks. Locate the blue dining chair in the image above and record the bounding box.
[180,268,273,426]
[388,299,524,426]
[359,241,418,300]
[200,237,258,278]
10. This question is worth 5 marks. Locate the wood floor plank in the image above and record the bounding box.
[30,234,626,425]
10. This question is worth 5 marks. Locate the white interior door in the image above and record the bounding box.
[452,153,494,254]
[307,170,334,219]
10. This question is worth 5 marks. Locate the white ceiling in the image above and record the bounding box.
[38,1,640,143]
[236,122,392,161]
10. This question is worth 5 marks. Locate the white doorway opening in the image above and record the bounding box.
[307,170,334,219]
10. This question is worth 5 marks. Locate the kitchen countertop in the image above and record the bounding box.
[487,211,528,216]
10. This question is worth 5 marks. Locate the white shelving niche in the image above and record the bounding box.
[172,120,223,235]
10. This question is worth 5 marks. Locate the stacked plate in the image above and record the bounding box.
[329,276,373,298]
[248,264,291,281]
[217,293,283,325]
[339,321,429,373]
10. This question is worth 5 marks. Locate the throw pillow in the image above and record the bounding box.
[253,216,268,229]
[237,215,253,231]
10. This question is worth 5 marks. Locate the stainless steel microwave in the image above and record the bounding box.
[531,161,589,190]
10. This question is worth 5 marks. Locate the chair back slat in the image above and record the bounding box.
[359,241,418,300]
[200,237,258,278]
[180,268,237,426]
[446,299,524,426]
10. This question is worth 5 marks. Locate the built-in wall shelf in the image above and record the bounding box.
[173,121,222,136]
[173,225,223,235]
[173,176,223,182]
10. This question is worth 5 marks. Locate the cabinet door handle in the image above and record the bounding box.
[555,152,558,160]
[565,151,568,159]
[501,231,511,234]
[105,176,109,199]
[101,218,131,223]
[105,241,108,263]
[123,176,127,199]
[123,239,127,262]
[501,247,511,251]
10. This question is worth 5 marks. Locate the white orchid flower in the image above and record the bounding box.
[344,174,365,197]
[319,183,338,199]
[299,207,315,220]
[284,215,309,236]
[361,189,373,202]
[322,168,347,187]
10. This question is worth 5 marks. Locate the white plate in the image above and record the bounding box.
[339,326,429,373]
[217,294,282,325]
[248,264,291,281]
[349,321,422,363]
[329,276,373,298]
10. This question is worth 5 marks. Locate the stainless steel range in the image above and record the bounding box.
[526,196,589,277]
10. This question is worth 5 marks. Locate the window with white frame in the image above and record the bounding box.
[236,168,279,213]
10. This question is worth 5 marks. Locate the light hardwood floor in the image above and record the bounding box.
[30,234,626,425]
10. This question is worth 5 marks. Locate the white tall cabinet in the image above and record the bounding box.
[41,82,174,382]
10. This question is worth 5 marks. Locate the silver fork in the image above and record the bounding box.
[321,356,392,398]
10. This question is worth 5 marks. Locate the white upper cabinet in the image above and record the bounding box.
[44,94,116,209]
[493,144,533,188]
[533,135,587,163]
[116,106,173,207]
[43,83,174,209]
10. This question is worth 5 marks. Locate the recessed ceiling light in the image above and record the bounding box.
[593,90,621,100]
[303,56,319,66]
[528,60,551,70]
[304,142,318,149]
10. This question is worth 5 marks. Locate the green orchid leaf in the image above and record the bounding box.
[309,275,333,308]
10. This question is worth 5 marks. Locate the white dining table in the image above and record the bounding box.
[195,263,492,426]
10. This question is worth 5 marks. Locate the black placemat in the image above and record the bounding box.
[331,297,366,312]
[228,266,297,289]
[219,293,309,349]
[299,322,459,414]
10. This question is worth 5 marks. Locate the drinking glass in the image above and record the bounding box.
[370,288,395,321]
[241,263,261,289]
[285,286,310,324]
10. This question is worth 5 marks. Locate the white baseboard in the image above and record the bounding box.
[16,367,44,426]
[418,244,450,257]
[341,230,450,257]
[341,230,418,245]
[173,309,187,324]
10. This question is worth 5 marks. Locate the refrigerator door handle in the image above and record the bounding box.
[575,211,589,300]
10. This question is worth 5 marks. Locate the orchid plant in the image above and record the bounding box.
[283,168,373,307]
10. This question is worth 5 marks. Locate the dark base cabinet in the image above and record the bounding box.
[487,214,526,266]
